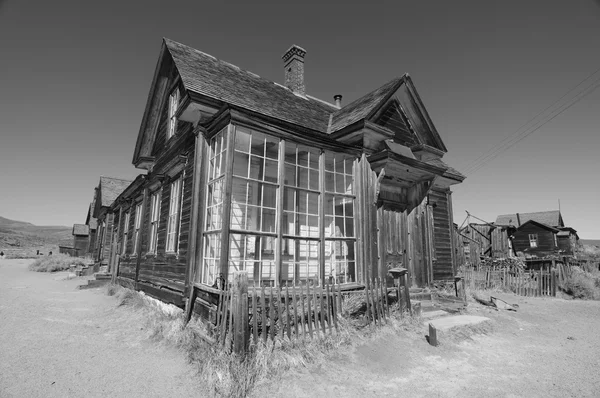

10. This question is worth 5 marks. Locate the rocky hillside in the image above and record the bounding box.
[0,216,72,249]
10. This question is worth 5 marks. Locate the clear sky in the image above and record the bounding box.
[0,0,599,238]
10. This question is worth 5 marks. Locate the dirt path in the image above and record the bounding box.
[253,292,600,397]
[0,259,202,398]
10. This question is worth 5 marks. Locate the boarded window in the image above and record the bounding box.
[148,191,161,253]
[166,178,183,252]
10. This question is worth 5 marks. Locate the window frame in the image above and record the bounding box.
[166,177,183,253]
[121,211,130,255]
[148,190,161,254]
[132,202,143,255]
[200,123,357,288]
[528,233,538,248]
[166,87,180,140]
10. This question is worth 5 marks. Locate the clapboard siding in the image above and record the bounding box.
[512,223,557,257]
[429,188,454,281]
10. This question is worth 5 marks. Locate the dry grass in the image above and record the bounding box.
[104,284,423,397]
[28,253,90,272]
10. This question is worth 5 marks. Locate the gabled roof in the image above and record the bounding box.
[98,177,133,208]
[496,210,563,228]
[329,78,402,132]
[72,224,89,236]
[165,38,336,132]
[515,220,560,233]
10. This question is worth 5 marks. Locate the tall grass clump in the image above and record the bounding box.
[28,253,90,272]
[104,284,422,397]
[561,267,600,300]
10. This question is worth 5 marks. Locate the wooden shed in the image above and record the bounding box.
[71,224,89,256]
[109,39,465,313]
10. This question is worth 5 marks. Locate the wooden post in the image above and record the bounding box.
[404,273,412,315]
[551,269,557,297]
[232,271,249,355]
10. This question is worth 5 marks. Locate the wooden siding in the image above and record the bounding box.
[512,224,557,257]
[429,188,454,281]
[458,224,514,266]
[73,235,88,253]
[557,235,574,255]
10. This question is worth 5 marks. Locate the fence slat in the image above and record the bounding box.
[277,286,285,340]
[261,285,267,343]
[319,285,327,335]
[292,283,299,339]
[269,287,276,341]
[337,281,343,316]
[252,287,258,344]
[306,282,314,339]
[325,282,333,334]
[300,282,308,339]
[285,284,291,340]
[331,282,339,332]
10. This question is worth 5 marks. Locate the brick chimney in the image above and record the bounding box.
[282,45,306,96]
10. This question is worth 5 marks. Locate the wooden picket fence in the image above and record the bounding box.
[462,267,559,297]
[198,272,391,354]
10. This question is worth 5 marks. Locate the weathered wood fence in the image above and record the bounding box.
[462,262,571,298]
[189,272,394,354]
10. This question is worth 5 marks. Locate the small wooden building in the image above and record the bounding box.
[510,220,559,258]
[556,227,579,256]
[72,224,89,256]
[457,223,515,266]
[91,176,132,268]
[85,198,98,256]
[109,39,465,312]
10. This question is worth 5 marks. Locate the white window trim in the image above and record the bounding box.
[121,211,130,255]
[133,203,143,255]
[167,88,179,140]
[148,191,161,253]
[166,178,183,253]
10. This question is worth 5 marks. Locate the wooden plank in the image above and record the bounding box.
[232,271,249,355]
[252,285,258,344]
[285,284,291,340]
[428,323,438,346]
[227,289,234,350]
[337,281,343,316]
[331,282,339,332]
[325,282,333,334]
[278,286,285,340]
[269,287,276,341]
[261,285,267,343]
[305,282,314,339]
[319,283,326,335]
[292,282,299,339]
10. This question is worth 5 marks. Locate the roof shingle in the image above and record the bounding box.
[72,224,89,236]
[165,38,336,132]
[99,177,133,208]
[495,210,562,227]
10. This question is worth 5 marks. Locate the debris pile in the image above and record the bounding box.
[476,257,526,272]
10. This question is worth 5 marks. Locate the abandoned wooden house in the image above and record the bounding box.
[85,196,98,256]
[91,176,132,267]
[72,224,89,255]
[495,210,579,258]
[456,223,515,266]
[109,38,465,314]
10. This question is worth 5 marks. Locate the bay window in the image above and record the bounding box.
[200,124,356,287]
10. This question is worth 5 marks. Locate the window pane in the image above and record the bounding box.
[235,127,251,152]
[325,240,356,284]
[309,170,319,190]
[265,136,279,160]
[228,234,276,286]
[251,131,266,156]
[285,143,296,164]
[264,159,278,183]
[249,155,263,180]
[233,151,249,177]
[284,163,296,186]
[281,239,319,284]
[298,167,308,189]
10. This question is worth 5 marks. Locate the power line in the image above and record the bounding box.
[460,66,600,175]
[466,78,600,176]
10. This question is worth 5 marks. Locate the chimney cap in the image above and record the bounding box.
[282,45,307,63]
[334,94,343,108]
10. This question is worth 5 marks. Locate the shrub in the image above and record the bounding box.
[28,253,90,272]
[561,268,600,300]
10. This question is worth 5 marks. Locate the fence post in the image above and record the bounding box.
[551,269,556,297]
[232,271,249,355]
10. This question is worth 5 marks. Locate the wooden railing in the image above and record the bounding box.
[186,272,392,354]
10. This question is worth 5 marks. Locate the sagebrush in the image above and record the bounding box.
[28,253,90,272]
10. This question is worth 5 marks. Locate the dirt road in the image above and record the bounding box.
[2,258,600,397]
[0,259,201,398]
[254,292,600,397]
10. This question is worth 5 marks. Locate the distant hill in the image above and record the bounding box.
[0,216,72,249]
[580,239,600,247]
